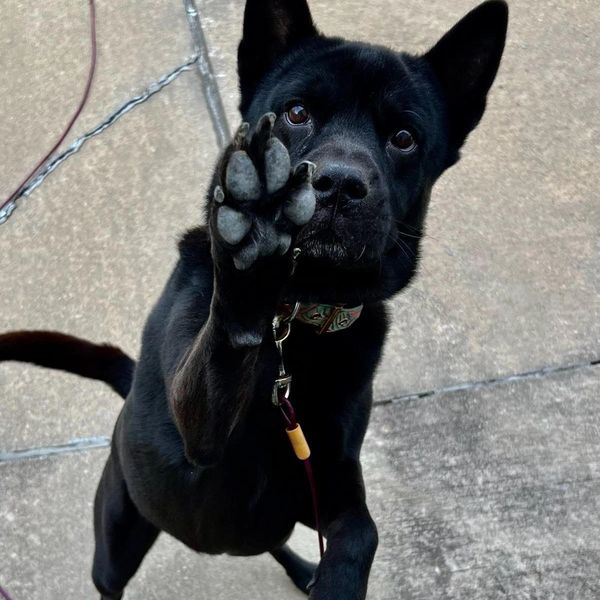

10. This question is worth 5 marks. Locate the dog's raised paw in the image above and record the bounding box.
[212,114,316,270]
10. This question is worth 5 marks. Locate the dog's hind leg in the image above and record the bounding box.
[270,544,317,595]
[92,454,159,599]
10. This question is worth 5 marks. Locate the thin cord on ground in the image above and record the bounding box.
[0,0,97,224]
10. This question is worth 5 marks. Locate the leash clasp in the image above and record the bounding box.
[272,374,292,406]
[271,301,300,406]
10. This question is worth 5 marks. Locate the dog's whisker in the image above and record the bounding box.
[392,238,413,263]
[396,237,417,257]
[396,230,422,240]
[394,218,449,248]
[394,218,423,233]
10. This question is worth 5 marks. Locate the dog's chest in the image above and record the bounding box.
[126,421,305,555]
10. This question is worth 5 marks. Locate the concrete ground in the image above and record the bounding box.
[1,1,598,598]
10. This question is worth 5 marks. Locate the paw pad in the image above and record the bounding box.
[226,151,261,202]
[265,138,291,194]
[284,187,316,226]
[233,241,259,271]
[217,206,252,245]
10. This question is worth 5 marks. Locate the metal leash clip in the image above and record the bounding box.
[271,300,300,406]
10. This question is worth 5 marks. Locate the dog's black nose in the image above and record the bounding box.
[313,164,369,204]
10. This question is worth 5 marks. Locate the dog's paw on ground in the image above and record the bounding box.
[214,113,316,270]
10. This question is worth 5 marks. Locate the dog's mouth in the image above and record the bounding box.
[295,222,373,269]
[294,198,390,269]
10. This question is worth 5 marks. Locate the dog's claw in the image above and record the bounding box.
[226,151,261,201]
[233,122,250,147]
[256,113,276,138]
[217,206,252,245]
[277,233,292,255]
[293,160,317,182]
[265,138,291,194]
[251,112,277,152]
[261,112,277,129]
[214,185,225,204]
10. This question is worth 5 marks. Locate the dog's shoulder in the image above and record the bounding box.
[169,226,214,306]
[178,226,212,265]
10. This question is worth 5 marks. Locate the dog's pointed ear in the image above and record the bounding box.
[425,0,508,155]
[238,0,318,111]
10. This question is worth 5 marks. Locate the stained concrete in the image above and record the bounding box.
[365,365,600,599]
[2,366,599,599]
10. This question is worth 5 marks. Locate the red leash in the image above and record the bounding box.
[0,0,97,221]
[273,305,326,559]
[0,585,13,600]
[278,395,325,557]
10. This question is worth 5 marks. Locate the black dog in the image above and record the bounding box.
[0,1,508,597]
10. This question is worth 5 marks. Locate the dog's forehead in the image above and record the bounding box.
[269,40,427,106]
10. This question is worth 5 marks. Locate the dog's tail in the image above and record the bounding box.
[0,331,135,400]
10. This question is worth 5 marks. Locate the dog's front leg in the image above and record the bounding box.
[209,112,316,347]
[169,113,315,465]
[309,462,378,600]
[168,315,263,465]
[310,508,378,600]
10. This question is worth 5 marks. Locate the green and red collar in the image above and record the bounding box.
[280,302,364,334]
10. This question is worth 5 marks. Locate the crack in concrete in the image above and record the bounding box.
[0,56,199,224]
[183,0,231,148]
[3,0,233,223]
[0,436,110,463]
[375,358,600,406]
[2,358,598,464]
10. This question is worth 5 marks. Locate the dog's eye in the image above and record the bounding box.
[391,129,417,152]
[286,104,310,126]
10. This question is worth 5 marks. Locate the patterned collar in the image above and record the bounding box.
[294,302,364,334]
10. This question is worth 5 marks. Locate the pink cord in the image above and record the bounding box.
[0,584,13,600]
[0,0,97,216]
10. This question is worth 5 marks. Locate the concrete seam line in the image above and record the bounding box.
[375,358,600,406]
[183,0,231,149]
[0,436,110,464]
[4,56,199,213]
[3,359,598,464]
